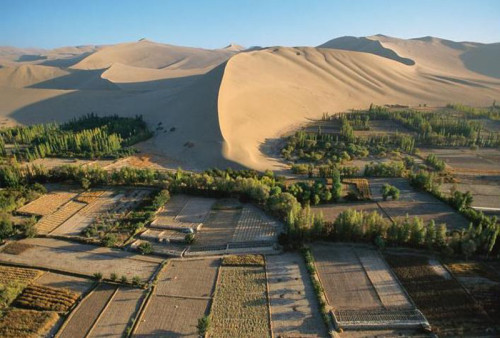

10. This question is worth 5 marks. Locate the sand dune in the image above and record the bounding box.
[72,39,237,70]
[1,36,499,170]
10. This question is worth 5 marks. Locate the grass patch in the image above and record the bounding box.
[0,309,58,337]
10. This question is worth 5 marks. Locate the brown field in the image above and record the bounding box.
[135,258,220,337]
[440,182,500,210]
[267,253,327,337]
[14,284,79,312]
[0,265,43,285]
[232,205,280,243]
[446,261,500,325]
[369,178,436,203]
[134,297,209,337]
[16,191,77,216]
[35,272,94,296]
[419,148,500,173]
[89,287,145,337]
[151,194,215,230]
[194,209,241,248]
[222,254,265,267]
[354,120,414,137]
[210,265,270,337]
[379,201,469,230]
[343,178,372,199]
[0,309,59,338]
[155,258,220,298]
[0,238,162,281]
[35,200,86,234]
[1,242,33,255]
[24,157,114,170]
[58,283,117,338]
[312,202,384,223]
[385,253,492,335]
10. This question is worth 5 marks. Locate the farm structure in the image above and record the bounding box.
[266,253,327,337]
[385,253,493,336]
[0,238,162,282]
[210,257,271,337]
[311,244,428,331]
[133,258,220,337]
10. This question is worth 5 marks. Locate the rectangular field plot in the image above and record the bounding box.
[58,283,117,338]
[232,205,280,243]
[134,297,209,337]
[354,120,414,137]
[369,178,437,203]
[0,309,59,338]
[134,258,219,337]
[194,209,241,248]
[0,264,43,284]
[0,238,162,282]
[151,194,214,230]
[155,258,219,298]
[210,265,271,337]
[385,254,492,335]
[419,148,500,173]
[379,201,469,231]
[440,182,500,210]
[89,287,145,337]
[17,191,77,216]
[267,253,326,337]
[35,201,86,234]
[312,244,427,330]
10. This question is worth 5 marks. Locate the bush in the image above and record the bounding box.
[93,272,103,281]
[381,183,400,201]
[110,273,118,281]
[120,275,128,283]
[197,315,211,336]
[184,233,195,244]
[138,242,153,255]
[132,276,141,286]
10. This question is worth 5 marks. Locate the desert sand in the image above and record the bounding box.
[0,36,499,170]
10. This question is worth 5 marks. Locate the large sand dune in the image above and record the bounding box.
[1,36,499,170]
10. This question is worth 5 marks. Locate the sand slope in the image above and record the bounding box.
[1,36,499,170]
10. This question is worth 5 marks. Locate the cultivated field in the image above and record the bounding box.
[0,309,59,337]
[151,194,214,230]
[89,287,145,337]
[14,284,79,312]
[440,181,500,211]
[58,283,117,338]
[194,209,241,248]
[0,264,43,284]
[134,258,220,337]
[312,244,427,330]
[267,253,327,337]
[210,263,271,337]
[385,253,492,335]
[0,238,162,281]
[17,191,77,216]
[232,205,279,243]
[446,261,500,325]
[35,200,86,234]
[343,178,372,199]
[419,148,500,173]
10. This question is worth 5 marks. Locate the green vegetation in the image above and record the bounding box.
[197,315,210,336]
[425,153,446,171]
[381,183,400,201]
[0,114,152,161]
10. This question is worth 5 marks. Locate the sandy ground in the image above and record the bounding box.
[1,36,499,171]
[266,253,327,337]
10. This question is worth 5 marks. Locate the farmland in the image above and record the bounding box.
[57,283,117,338]
[0,238,162,281]
[35,272,94,296]
[0,265,43,285]
[419,148,500,173]
[385,253,492,335]
[16,191,77,216]
[14,284,79,312]
[267,253,327,337]
[311,244,427,331]
[210,258,271,337]
[134,258,220,337]
[0,309,59,337]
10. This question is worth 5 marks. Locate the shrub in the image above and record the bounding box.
[93,272,103,281]
[197,315,210,336]
[132,276,141,286]
[138,242,153,255]
[184,233,195,244]
[110,273,118,281]
[120,275,128,283]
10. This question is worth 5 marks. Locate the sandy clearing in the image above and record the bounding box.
[35,272,94,296]
[266,253,327,337]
